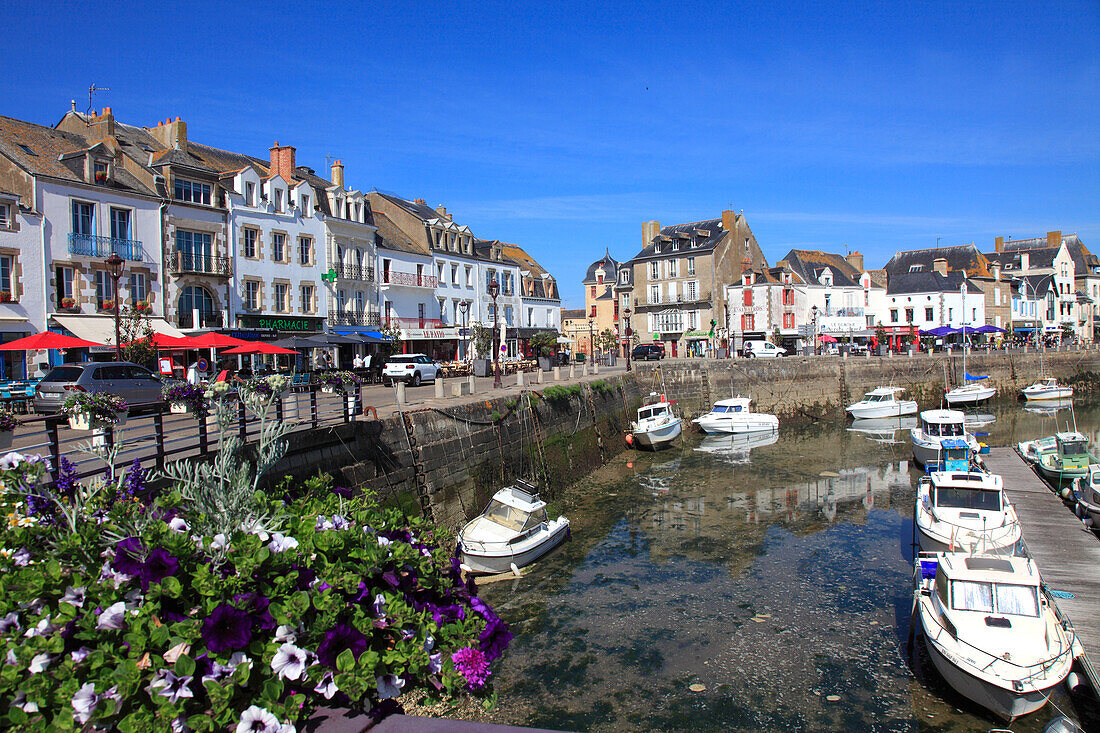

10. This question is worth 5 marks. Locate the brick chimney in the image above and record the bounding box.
[741,256,752,273]
[268,141,296,181]
[150,117,187,151]
[722,210,736,233]
[933,258,948,276]
[86,107,116,142]
[776,259,789,270]
[845,251,864,272]
[994,236,1004,252]
[1047,230,1062,248]
[414,198,426,205]
[330,159,344,188]
[435,205,452,221]
[642,220,660,247]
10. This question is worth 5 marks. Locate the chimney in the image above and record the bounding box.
[150,117,187,151]
[1047,230,1062,248]
[1020,252,1029,271]
[642,220,660,247]
[722,209,736,233]
[269,141,296,181]
[741,256,752,273]
[992,261,1002,282]
[435,205,451,221]
[932,258,948,276]
[86,107,116,142]
[995,236,1004,252]
[776,259,789,270]
[414,198,426,205]
[330,159,344,188]
[845,251,864,272]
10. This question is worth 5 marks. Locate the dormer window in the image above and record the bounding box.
[175,178,211,205]
[273,189,283,212]
[301,194,310,215]
[654,244,661,254]
[671,241,678,251]
[93,161,108,184]
[245,182,255,206]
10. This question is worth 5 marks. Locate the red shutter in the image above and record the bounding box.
[743,289,752,306]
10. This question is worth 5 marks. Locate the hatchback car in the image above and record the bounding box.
[631,344,665,361]
[34,362,163,414]
[382,354,440,386]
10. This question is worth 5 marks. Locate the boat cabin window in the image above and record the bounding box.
[932,486,1001,511]
[639,408,653,420]
[936,574,949,606]
[950,580,1039,617]
[864,394,882,402]
[1059,440,1088,457]
[483,500,529,531]
[521,509,549,531]
[951,580,993,613]
[995,583,1039,617]
[712,405,743,413]
[926,421,963,436]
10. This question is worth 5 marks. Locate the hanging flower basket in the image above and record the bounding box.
[317,371,362,396]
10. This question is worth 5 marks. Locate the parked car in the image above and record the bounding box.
[34,361,163,414]
[741,340,786,358]
[382,354,440,386]
[631,344,665,361]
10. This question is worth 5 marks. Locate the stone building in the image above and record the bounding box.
[579,250,620,357]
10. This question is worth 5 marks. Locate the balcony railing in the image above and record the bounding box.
[68,233,144,261]
[171,252,232,277]
[336,263,375,282]
[382,271,438,288]
[177,311,225,329]
[331,310,381,327]
[384,317,445,330]
[645,292,710,306]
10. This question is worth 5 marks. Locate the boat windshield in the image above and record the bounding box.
[864,394,883,402]
[639,408,653,420]
[995,584,1039,616]
[926,421,964,437]
[951,580,1039,616]
[1060,440,1088,457]
[933,487,1001,511]
[712,405,743,413]
[483,500,530,531]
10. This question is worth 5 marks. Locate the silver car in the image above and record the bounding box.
[34,361,164,414]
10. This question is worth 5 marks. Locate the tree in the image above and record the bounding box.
[528,330,559,357]
[116,306,156,367]
[380,320,404,357]
[597,328,618,353]
[770,327,781,346]
[470,322,494,359]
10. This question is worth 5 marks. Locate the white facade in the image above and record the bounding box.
[884,286,986,330]
[377,247,437,342]
[322,172,379,333]
[0,193,44,377]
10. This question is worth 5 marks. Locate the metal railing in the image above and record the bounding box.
[336,263,375,282]
[171,251,232,276]
[645,292,710,306]
[331,310,381,327]
[68,233,145,261]
[384,317,445,329]
[177,311,225,329]
[382,271,438,288]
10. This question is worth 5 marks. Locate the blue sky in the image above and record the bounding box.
[4,0,1098,309]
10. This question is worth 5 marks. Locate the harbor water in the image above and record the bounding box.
[471,399,1100,732]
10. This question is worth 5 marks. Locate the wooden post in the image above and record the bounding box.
[310,388,319,428]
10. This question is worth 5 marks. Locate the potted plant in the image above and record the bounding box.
[162,381,208,418]
[471,323,494,377]
[100,299,116,312]
[0,292,12,304]
[0,407,16,450]
[60,391,128,431]
[135,300,151,313]
[239,374,290,412]
[529,330,558,371]
[318,370,361,395]
[60,296,77,311]
[94,169,108,183]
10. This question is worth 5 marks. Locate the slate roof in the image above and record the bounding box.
[561,308,586,320]
[986,247,1058,272]
[882,245,992,278]
[885,270,982,295]
[372,211,430,257]
[616,264,634,288]
[373,192,449,223]
[501,243,558,300]
[780,249,862,287]
[1015,274,1054,298]
[583,249,620,284]
[995,234,1098,275]
[630,217,727,261]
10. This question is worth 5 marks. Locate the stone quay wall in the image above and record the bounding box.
[631,348,1100,422]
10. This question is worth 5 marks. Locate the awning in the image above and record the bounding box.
[333,328,386,340]
[51,314,186,352]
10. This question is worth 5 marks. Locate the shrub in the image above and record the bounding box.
[0,407,17,432]
[60,392,127,423]
[542,384,582,402]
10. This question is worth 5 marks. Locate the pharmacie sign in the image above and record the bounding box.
[238,315,323,332]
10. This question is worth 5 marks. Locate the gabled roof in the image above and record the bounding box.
[631,217,727,260]
[780,249,863,287]
[882,245,992,278]
[372,211,429,257]
[501,243,558,300]
[561,308,586,320]
[985,247,1058,271]
[997,234,1097,275]
[885,270,982,295]
[373,192,450,223]
[1015,274,1055,298]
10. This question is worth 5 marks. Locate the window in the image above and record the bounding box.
[128,273,146,304]
[687,257,695,276]
[177,230,212,257]
[437,262,445,283]
[951,581,993,613]
[687,311,697,329]
[94,270,115,307]
[174,178,211,205]
[590,286,596,298]
[336,289,346,311]
[298,236,312,265]
[0,202,10,229]
[243,228,258,258]
[245,182,255,206]
[273,190,283,212]
[451,264,459,284]
[417,303,426,324]
[416,264,425,286]
[72,201,95,235]
[948,307,954,320]
[995,584,1039,617]
[244,281,259,310]
[274,283,288,313]
[783,312,795,329]
[649,285,660,303]
[272,233,286,262]
[355,291,365,314]
[972,308,977,321]
[527,307,534,326]
[300,195,310,214]
[301,284,314,313]
[687,281,698,300]
[905,307,914,323]
[465,266,472,287]
[890,309,898,323]
[649,261,659,280]
[0,255,12,296]
[505,306,514,326]
[925,307,934,321]
[55,266,74,305]
[668,259,678,278]
[908,264,923,272]
[180,286,215,327]
[110,208,131,240]
[589,305,596,317]
[93,161,108,182]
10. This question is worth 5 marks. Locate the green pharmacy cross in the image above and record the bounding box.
[320,269,337,284]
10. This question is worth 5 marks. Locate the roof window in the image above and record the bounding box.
[909,264,923,272]
[18,144,36,156]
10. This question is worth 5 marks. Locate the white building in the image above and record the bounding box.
[882,270,985,349]
[0,190,44,378]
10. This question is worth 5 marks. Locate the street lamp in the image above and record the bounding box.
[487,279,502,388]
[105,253,125,361]
[810,305,818,356]
[458,300,469,362]
[624,307,632,372]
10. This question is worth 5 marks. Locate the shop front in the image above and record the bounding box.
[682,329,711,357]
[401,326,461,361]
[233,314,325,340]
[0,320,33,379]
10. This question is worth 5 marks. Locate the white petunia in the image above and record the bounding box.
[424,634,435,652]
[313,671,338,700]
[168,517,190,534]
[150,669,193,704]
[315,515,334,532]
[99,561,131,588]
[267,533,299,554]
[428,652,443,675]
[71,682,98,724]
[373,593,387,618]
[24,617,54,638]
[12,548,30,566]
[270,643,308,681]
[0,611,20,633]
[273,625,297,644]
[71,647,90,663]
[276,723,296,733]
[60,585,86,608]
[376,673,405,699]
[236,705,279,733]
[96,601,127,631]
[377,536,393,548]
[12,690,38,713]
[330,514,350,530]
[0,452,26,470]
[28,652,53,674]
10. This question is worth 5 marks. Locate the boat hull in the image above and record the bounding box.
[945,386,996,405]
[1035,460,1089,489]
[847,401,918,419]
[460,518,571,575]
[634,418,682,449]
[692,414,778,434]
[915,522,1020,555]
[1022,387,1073,401]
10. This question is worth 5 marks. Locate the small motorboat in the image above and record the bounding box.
[914,553,1077,720]
[629,393,682,450]
[1021,377,1073,401]
[847,415,917,444]
[693,431,778,464]
[458,481,570,575]
[1034,432,1099,489]
[1018,435,1057,465]
[945,382,997,406]
[1072,466,1100,526]
[847,387,918,419]
[915,470,1021,554]
[692,395,779,434]
[911,409,981,467]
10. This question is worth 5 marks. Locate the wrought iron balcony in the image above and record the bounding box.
[382,271,438,288]
[177,311,225,329]
[335,263,375,282]
[331,310,381,327]
[383,317,445,329]
[171,252,232,277]
[68,233,145,261]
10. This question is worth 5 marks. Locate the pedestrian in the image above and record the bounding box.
[353,353,364,369]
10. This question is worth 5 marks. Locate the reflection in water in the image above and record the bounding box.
[693,432,779,464]
[470,401,1096,733]
[1024,398,1075,417]
[848,416,919,444]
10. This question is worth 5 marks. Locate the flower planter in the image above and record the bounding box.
[321,385,337,394]
[0,432,11,450]
[68,411,126,431]
[169,402,191,415]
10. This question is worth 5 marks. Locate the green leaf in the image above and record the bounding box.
[263,677,284,701]
[175,653,195,677]
[45,559,61,581]
[336,648,355,672]
[160,576,181,597]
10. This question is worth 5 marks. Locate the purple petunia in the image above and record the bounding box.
[451,646,491,689]
[316,623,368,667]
[478,617,513,662]
[233,593,275,632]
[124,458,146,498]
[138,549,179,591]
[112,538,145,577]
[201,605,252,654]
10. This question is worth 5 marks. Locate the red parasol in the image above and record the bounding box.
[0,331,102,351]
[817,334,838,343]
[123,333,200,350]
[221,341,299,355]
[188,332,250,349]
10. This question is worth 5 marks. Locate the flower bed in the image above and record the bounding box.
[59,392,127,430]
[162,382,209,419]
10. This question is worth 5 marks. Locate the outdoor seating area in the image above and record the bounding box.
[0,380,40,412]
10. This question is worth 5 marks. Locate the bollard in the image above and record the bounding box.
[582,364,588,377]
[396,381,407,404]
[553,366,560,381]
[467,374,476,395]
[517,370,525,387]
[435,378,445,399]
[593,362,599,374]
[569,364,575,379]
[843,352,848,360]
[537,368,544,384]
[451,382,463,398]
[908,349,913,358]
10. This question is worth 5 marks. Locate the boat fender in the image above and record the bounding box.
[1060,487,1073,500]
[1066,672,1082,691]
[625,433,634,447]
[1076,503,1086,518]
[510,563,522,577]
[1084,517,1095,529]
[459,563,473,574]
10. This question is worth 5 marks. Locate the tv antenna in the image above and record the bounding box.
[87,83,110,115]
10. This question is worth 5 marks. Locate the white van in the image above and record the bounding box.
[741,340,786,358]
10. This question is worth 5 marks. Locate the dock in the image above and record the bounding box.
[983,446,1100,699]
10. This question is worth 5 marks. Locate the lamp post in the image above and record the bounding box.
[105,253,125,361]
[487,279,502,388]
[587,318,594,364]
[459,300,469,362]
[624,307,632,372]
[810,305,818,356]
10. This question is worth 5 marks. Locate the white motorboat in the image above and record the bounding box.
[458,481,570,575]
[847,387,918,419]
[691,396,779,434]
[915,471,1021,554]
[1073,466,1100,525]
[630,394,682,450]
[693,431,778,464]
[911,409,981,467]
[914,553,1076,720]
[1018,435,1057,465]
[1021,377,1073,401]
[946,383,997,405]
[847,415,918,444]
